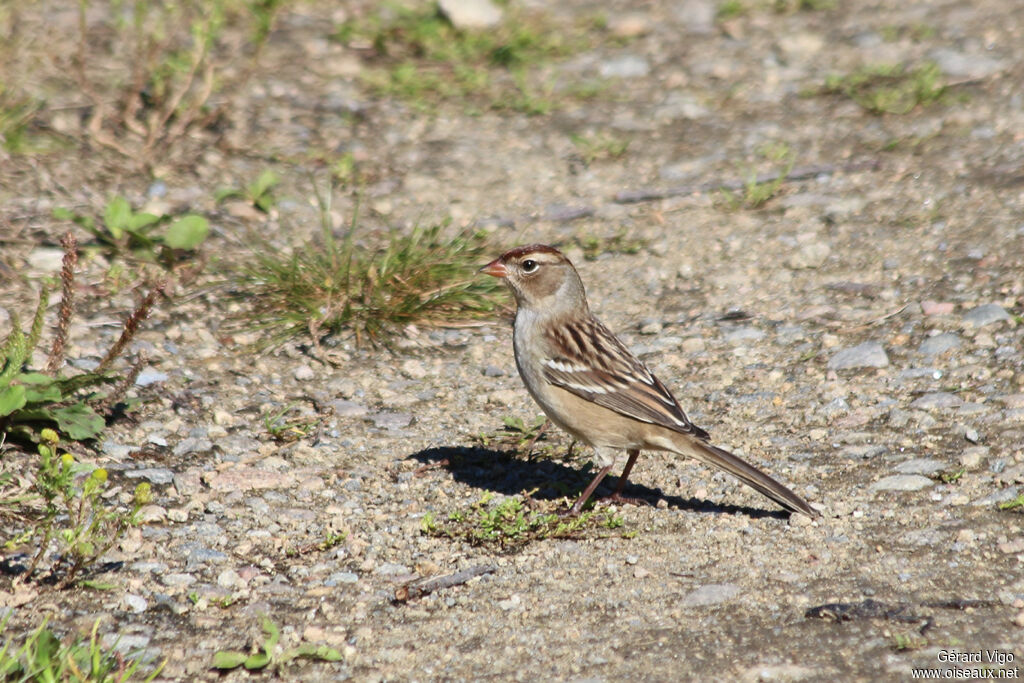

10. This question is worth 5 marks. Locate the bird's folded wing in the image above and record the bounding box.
[542,317,709,440]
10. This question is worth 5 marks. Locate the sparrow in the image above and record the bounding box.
[481,244,817,517]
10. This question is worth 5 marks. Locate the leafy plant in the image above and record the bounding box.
[423,493,626,550]
[0,614,165,682]
[212,616,342,671]
[3,429,152,588]
[0,233,159,443]
[53,196,209,264]
[821,62,947,115]
[214,169,281,213]
[230,188,506,348]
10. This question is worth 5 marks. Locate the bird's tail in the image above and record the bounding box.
[681,439,819,517]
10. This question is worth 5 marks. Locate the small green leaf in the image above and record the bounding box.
[293,644,343,662]
[164,215,209,249]
[0,385,27,417]
[104,197,132,238]
[18,373,62,403]
[128,212,162,232]
[50,403,106,440]
[54,207,97,234]
[212,651,250,670]
[78,579,117,590]
[243,652,271,670]
[261,616,280,651]
[252,169,280,198]
[213,187,242,203]
[15,372,53,385]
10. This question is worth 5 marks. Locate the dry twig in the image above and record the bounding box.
[394,565,496,602]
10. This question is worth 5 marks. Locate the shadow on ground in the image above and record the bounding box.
[407,445,788,520]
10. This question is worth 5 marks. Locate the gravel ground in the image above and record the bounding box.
[2,0,1024,680]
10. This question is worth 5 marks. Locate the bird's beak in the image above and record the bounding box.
[479,259,508,278]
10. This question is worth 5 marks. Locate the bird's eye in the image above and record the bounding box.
[521,259,539,273]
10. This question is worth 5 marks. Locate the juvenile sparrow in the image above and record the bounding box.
[481,244,817,518]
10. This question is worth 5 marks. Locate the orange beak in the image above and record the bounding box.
[479,259,508,278]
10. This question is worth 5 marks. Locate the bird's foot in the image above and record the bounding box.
[595,493,650,507]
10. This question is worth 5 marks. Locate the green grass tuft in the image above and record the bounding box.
[423,492,627,550]
[335,3,585,113]
[0,614,165,681]
[821,62,948,115]
[231,219,507,347]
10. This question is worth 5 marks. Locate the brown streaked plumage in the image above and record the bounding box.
[481,244,818,518]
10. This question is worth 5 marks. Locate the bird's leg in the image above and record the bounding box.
[567,465,612,516]
[612,449,639,496]
[599,449,650,507]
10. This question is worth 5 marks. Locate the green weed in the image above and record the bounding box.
[717,0,748,20]
[423,493,627,550]
[0,614,165,681]
[0,84,65,155]
[334,4,583,113]
[572,231,647,261]
[283,531,347,559]
[718,0,833,18]
[570,132,629,165]
[720,142,796,209]
[890,631,926,651]
[2,429,151,588]
[934,466,965,484]
[998,493,1024,512]
[475,415,567,460]
[821,62,947,115]
[215,169,282,213]
[262,402,320,442]
[212,616,342,672]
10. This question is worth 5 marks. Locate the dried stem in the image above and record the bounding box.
[45,233,78,374]
[97,283,165,374]
[97,353,147,414]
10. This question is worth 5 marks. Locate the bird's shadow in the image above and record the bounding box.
[407,445,789,520]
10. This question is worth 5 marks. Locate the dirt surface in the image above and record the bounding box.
[2,0,1024,680]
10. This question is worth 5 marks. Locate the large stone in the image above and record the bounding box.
[438,0,502,29]
[827,342,889,370]
[871,475,934,492]
[962,304,1010,328]
[681,583,741,607]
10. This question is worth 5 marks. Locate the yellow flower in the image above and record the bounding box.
[90,468,108,483]
[61,452,74,468]
[41,428,59,444]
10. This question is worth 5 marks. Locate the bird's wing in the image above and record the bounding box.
[542,316,709,440]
